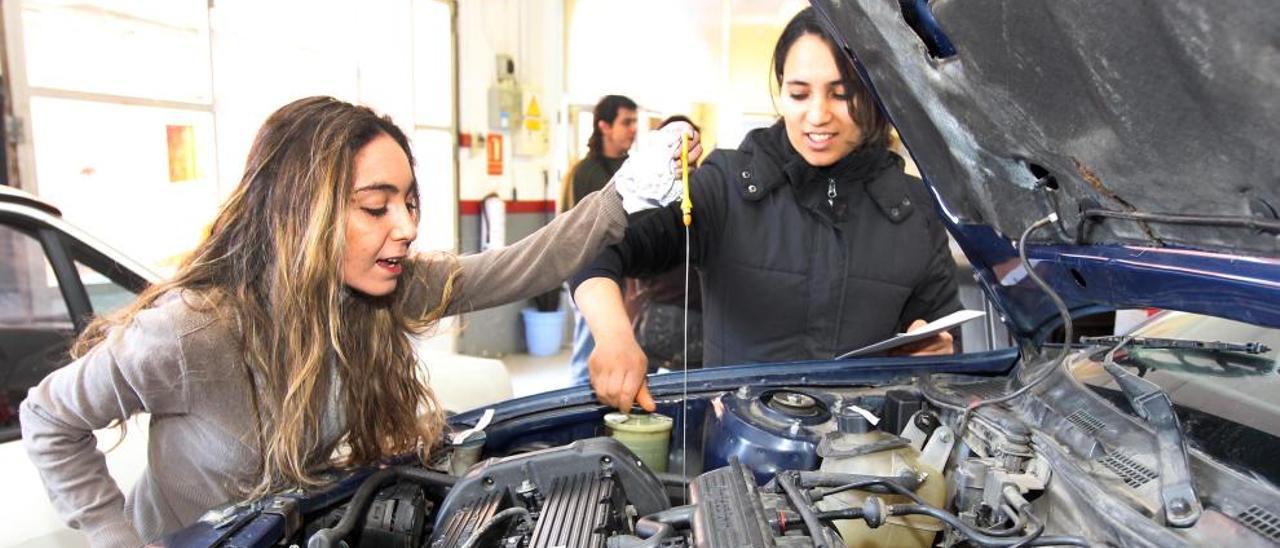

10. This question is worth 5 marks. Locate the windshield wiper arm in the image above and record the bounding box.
[1082,335,1271,355]
[1099,338,1202,527]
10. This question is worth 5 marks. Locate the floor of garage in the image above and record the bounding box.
[504,349,578,398]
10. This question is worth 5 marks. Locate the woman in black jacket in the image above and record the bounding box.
[571,7,962,412]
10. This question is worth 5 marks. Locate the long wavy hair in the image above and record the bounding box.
[72,96,456,496]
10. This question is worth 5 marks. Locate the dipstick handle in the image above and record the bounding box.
[681,132,692,227]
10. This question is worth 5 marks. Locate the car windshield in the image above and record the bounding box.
[1073,312,1280,486]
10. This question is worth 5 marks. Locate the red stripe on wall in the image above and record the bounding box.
[458,200,556,215]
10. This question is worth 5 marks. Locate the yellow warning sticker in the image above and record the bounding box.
[524,95,543,131]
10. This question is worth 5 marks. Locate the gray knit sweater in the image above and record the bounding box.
[19,184,627,547]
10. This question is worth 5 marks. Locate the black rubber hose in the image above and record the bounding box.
[1007,507,1044,548]
[777,471,836,548]
[813,497,1026,539]
[813,501,1089,547]
[762,470,921,495]
[654,472,692,489]
[888,504,1087,547]
[605,524,673,548]
[308,467,457,548]
[459,507,533,548]
[811,478,928,506]
[795,470,923,493]
[984,503,1026,537]
[607,506,694,548]
[635,506,694,537]
[614,524,673,548]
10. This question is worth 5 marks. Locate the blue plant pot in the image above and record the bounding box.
[521,307,566,357]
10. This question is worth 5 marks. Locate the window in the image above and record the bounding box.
[0,224,72,442]
[75,260,134,317]
[0,225,70,327]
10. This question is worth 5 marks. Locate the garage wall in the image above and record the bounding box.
[565,0,721,117]
[6,0,458,278]
[456,0,563,203]
[211,0,458,256]
[450,0,563,356]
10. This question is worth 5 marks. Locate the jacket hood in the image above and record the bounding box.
[812,0,1280,335]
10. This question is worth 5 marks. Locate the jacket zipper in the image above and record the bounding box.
[828,177,849,354]
[829,224,849,355]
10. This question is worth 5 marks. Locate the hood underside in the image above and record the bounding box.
[814,0,1280,257]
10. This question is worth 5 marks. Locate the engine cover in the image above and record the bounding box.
[428,437,668,547]
[691,461,779,546]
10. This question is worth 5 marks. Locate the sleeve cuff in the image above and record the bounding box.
[87,519,144,548]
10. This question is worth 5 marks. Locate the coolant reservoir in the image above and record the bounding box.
[815,404,945,548]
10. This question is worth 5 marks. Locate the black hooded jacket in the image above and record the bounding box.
[571,122,961,366]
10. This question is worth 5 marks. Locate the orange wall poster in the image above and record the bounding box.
[486,133,503,176]
[166,124,198,183]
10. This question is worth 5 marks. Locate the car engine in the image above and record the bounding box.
[301,387,1102,548]
[282,373,1280,548]
[308,437,839,548]
[426,438,665,547]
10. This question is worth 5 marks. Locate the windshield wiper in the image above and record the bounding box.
[1082,335,1271,355]
[1098,337,1202,528]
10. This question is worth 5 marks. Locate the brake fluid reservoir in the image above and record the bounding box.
[816,404,945,548]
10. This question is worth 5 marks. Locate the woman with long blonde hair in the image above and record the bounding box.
[20,96,697,547]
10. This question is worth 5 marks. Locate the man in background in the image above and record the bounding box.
[562,95,638,209]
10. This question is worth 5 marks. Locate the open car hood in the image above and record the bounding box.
[813,0,1280,336]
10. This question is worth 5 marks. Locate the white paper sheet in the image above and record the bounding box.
[835,309,986,359]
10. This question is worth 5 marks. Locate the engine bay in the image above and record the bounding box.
[199,372,1279,548]
[295,384,1098,548]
